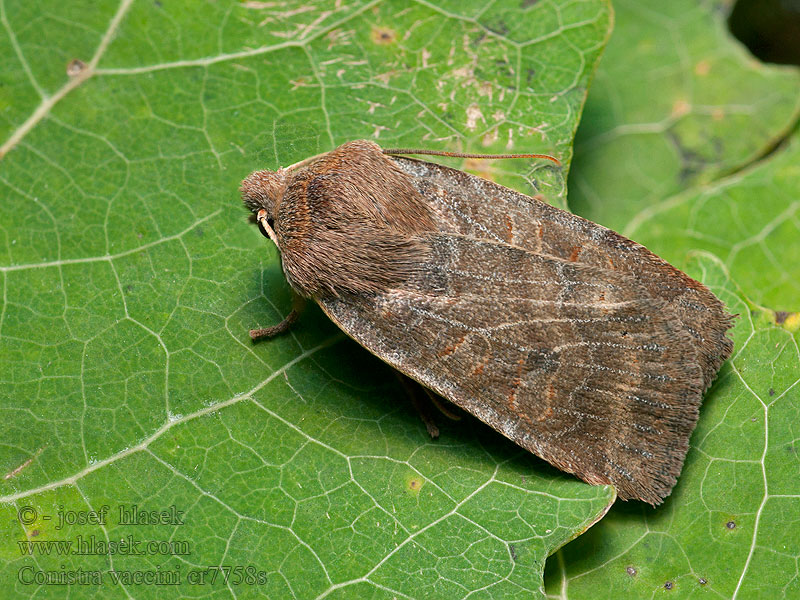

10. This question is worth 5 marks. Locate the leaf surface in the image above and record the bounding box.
[0,1,616,597]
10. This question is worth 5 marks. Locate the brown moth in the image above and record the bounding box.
[240,140,734,505]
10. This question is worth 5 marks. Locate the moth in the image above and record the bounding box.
[240,140,734,505]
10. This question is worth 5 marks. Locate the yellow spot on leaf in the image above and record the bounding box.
[776,311,800,333]
[671,99,691,118]
[406,476,424,494]
[371,26,396,45]
[695,59,711,76]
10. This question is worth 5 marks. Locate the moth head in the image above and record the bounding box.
[240,168,289,245]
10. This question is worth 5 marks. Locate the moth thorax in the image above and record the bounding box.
[240,168,289,219]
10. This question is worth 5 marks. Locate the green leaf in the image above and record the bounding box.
[544,0,800,598]
[568,0,800,232]
[1,1,615,597]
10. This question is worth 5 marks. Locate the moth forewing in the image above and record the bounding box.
[386,154,733,392]
[315,233,706,505]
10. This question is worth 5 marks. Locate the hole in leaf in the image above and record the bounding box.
[728,0,800,65]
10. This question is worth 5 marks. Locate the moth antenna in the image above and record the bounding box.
[382,147,561,166]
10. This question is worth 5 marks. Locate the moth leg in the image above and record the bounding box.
[395,373,463,439]
[423,387,462,422]
[249,292,306,341]
[394,371,440,439]
[249,311,298,340]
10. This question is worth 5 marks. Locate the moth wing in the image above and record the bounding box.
[392,156,733,390]
[317,233,704,505]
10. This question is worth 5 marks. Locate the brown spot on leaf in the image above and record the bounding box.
[504,214,514,243]
[775,310,799,332]
[406,476,423,494]
[4,446,46,479]
[371,26,396,45]
[66,59,87,76]
[568,245,582,262]
[4,457,34,479]
[694,59,711,75]
[289,77,311,91]
[671,98,691,118]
